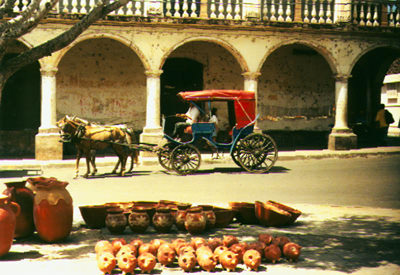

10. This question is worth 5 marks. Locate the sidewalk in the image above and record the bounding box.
[1,146,400,169]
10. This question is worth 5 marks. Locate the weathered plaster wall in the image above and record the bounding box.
[56,38,146,129]
[258,44,335,131]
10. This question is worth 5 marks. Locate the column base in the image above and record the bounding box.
[35,128,63,160]
[139,127,164,158]
[328,129,357,150]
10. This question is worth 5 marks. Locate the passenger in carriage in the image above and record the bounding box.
[172,102,200,140]
[209,107,219,141]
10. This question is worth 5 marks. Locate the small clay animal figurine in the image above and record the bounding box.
[179,245,196,256]
[229,242,247,263]
[130,238,143,250]
[213,245,229,263]
[139,243,157,256]
[197,250,217,272]
[258,233,274,245]
[196,245,213,255]
[219,250,239,272]
[137,252,157,273]
[247,241,266,256]
[283,242,302,262]
[157,244,176,266]
[223,235,239,247]
[243,249,262,271]
[178,252,197,272]
[191,237,207,250]
[172,238,187,253]
[97,251,117,275]
[116,244,137,259]
[272,236,290,249]
[111,238,127,255]
[150,238,166,251]
[117,253,137,275]
[264,244,282,263]
[95,240,113,255]
[207,237,223,251]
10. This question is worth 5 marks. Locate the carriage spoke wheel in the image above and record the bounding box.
[157,142,176,171]
[237,133,278,173]
[171,144,201,175]
[230,140,242,167]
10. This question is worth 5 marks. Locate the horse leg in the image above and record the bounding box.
[75,149,82,179]
[90,149,97,176]
[112,159,120,174]
[83,150,91,178]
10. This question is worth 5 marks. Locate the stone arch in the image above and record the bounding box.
[54,32,150,71]
[258,39,338,75]
[159,36,249,73]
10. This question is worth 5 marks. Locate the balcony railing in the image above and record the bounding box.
[11,0,400,27]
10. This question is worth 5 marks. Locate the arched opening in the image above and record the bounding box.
[258,43,335,150]
[0,41,41,157]
[348,47,400,147]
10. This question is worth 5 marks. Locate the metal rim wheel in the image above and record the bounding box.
[237,133,278,173]
[157,142,176,171]
[171,144,201,175]
[230,140,242,167]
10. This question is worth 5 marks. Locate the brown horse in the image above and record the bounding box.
[57,115,132,178]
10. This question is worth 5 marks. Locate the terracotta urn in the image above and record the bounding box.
[105,208,127,234]
[175,203,190,231]
[199,205,216,230]
[185,207,206,234]
[0,194,20,257]
[28,177,73,243]
[178,252,197,272]
[264,244,282,263]
[152,207,174,233]
[3,181,35,238]
[219,250,239,272]
[283,242,302,262]
[128,207,150,233]
[243,249,262,271]
[137,252,157,273]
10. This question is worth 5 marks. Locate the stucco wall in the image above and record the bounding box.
[258,44,335,131]
[56,38,146,129]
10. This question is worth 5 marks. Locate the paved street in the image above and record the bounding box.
[1,154,400,274]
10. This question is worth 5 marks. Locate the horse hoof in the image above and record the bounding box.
[83,174,89,178]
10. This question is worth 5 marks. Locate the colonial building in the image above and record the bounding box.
[1,0,399,159]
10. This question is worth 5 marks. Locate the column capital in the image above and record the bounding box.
[40,68,58,77]
[334,74,351,82]
[145,70,163,78]
[242,71,261,80]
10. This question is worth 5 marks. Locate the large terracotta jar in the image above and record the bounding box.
[3,181,35,238]
[28,177,73,243]
[105,207,127,234]
[185,207,206,235]
[0,194,20,257]
[199,205,216,230]
[128,207,150,233]
[175,203,191,231]
[152,207,174,233]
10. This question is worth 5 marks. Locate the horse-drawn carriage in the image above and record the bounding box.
[57,90,278,177]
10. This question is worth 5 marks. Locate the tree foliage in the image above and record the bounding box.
[0,0,129,101]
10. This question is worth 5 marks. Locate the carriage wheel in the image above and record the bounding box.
[230,140,242,167]
[157,142,176,171]
[236,133,278,173]
[171,144,201,175]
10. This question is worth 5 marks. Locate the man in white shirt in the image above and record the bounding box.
[172,103,200,139]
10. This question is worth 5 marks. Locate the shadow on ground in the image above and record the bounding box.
[5,214,400,273]
[0,169,42,178]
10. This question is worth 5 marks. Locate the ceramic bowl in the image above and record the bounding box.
[213,207,236,228]
[79,204,112,229]
[254,201,301,227]
[229,202,258,224]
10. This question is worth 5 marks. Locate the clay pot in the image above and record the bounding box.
[264,244,281,263]
[0,194,20,257]
[255,201,301,227]
[3,181,34,238]
[219,250,239,271]
[229,202,259,224]
[267,200,302,224]
[128,207,150,233]
[283,242,302,262]
[79,204,111,229]
[178,252,197,272]
[105,208,127,234]
[243,249,262,271]
[29,177,73,243]
[185,207,206,234]
[137,252,157,273]
[152,207,174,233]
[157,244,176,266]
[199,205,216,230]
[96,251,116,275]
[213,207,236,228]
[175,203,190,231]
[197,250,217,272]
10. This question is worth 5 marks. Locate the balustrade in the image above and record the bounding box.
[10,0,400,27]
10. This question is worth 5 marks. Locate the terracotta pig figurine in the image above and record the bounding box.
[219,250,239,272]
[97,251,117,275]
[264,244,282,263]
[138,252,157,273]
[197,250,217,272]
[117,253,137,275]
[243,249,262,271]
[157,244,176,266]
[283,242,302,262]
[178,252,197,272]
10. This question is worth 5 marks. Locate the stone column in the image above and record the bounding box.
[140,70,164,156]
[328,74,357,150]
[334,0,352,23]
[243,71,261,132]
[35,68,63,160]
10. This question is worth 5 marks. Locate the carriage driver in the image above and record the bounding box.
[172,102,200,139]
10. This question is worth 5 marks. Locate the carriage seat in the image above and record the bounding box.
[190,122,216,138]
